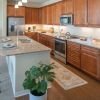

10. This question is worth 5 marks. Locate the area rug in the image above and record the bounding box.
[51,59,88,90]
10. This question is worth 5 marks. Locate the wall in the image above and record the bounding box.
[42,25,100,39]
[0,0,7,37]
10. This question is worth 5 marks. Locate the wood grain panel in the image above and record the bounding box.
[74,0,88,25]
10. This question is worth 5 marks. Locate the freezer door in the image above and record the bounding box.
[7,17,25,36]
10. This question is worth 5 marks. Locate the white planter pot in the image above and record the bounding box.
[29,92,47,100]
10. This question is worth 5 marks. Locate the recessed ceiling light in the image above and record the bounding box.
[18,1,22,6]
[22,0,27,3]
[15,4,19,8]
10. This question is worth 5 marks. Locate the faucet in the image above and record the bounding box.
[65,32,71,39]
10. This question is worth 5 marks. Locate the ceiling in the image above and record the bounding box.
[8,0,56,3]
[7,0,62,7]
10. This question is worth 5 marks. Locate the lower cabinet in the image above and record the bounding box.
[38,33,54,54]
[67,41,81,68]
[25,32,54,54]
[67,41,100,80]
[25,32,38,41]
[81,45,100,79]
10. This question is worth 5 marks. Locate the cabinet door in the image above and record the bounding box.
[74,0,88,25]
[38,8,42,24]
[16,6,25,17]
[55,2,62,25]
[7,6,25,17]
[47,5,53,25]
[46,35,54,49]
[67,41,81,68]
[41,7,47,24]
[62,0,73,14]
[7,5,15,16]
[25,7,32,24]
[25,32,33,39]
[81,46,100,79]
[31,8,39,24]
[32,32,38,41]
[51,4,56,25]
[88,0,100,26]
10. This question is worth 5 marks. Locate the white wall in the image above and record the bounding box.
[0,0,7,37]
[41,25,100,39]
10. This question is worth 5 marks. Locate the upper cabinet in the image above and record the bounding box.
[41,7,47,24]
[25,7,39,24]
[39,2,62,25]
[73,0,88,25]
[7,0,100,27]
[25,7,32,24]
[47,4,58,25]
[7,5,15,16]
[62,0,73,14]
[31,8,39,24]
[73,0,100,26]
[7,5,25,17]
[55,2,62,25]
[88,0,100,26]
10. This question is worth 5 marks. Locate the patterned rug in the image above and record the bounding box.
[51,59,88,90]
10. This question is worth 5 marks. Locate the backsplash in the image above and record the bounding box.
[42,25,100,39]
[24,24,100,39]
[24,24,42,32]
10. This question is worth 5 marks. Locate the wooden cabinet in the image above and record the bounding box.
[62,0,73,14]
[41,7,47,24]
[7,5,15,16]
[16,6,25,17]
[46,35,54,50]
[25,7,32,24]
[38,33,47,45]
[25,32,38,41]
[55,2,62,25]
[40,3,58,25]
[38,34,54,51]
[46,5,53,25]
[7,5,25,17]
[67,41,81,68]
[88,0,100,26]
[73,0,100,26]
[31,8,39,24]
[25,7,39,24]
[81,45,100,79]
[73,0,88,25]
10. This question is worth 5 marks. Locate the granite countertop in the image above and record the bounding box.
[25,31,100,49]
[0,36,51,56]
[39,32,57,37]
[37,32,100,49]
[67,38,100,49]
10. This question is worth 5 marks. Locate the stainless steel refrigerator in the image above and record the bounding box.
[7,17,25,36]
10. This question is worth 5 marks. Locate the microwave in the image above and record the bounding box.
[60,14,73,25]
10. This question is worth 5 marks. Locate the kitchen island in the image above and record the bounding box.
[0,36,51,97]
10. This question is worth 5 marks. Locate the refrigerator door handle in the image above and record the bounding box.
[10,25,15,32]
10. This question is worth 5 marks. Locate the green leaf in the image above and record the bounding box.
[23,63,55,94]
[39,80,47,93]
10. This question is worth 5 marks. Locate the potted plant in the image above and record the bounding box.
[23,63,55,100]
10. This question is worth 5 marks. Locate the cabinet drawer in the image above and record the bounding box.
[67,41,81,50]
[81,45,100,55]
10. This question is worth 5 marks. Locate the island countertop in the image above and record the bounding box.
[0,36,51,56]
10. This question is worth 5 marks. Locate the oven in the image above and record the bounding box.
[54,38,67,64]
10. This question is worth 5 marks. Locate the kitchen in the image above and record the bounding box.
[0,0,100,100]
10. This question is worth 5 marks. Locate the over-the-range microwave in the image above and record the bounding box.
[60,14,73,25]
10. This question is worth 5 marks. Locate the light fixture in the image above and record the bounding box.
[22,0,27,3]
[15,4,19,8]
[18,1,22,6]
